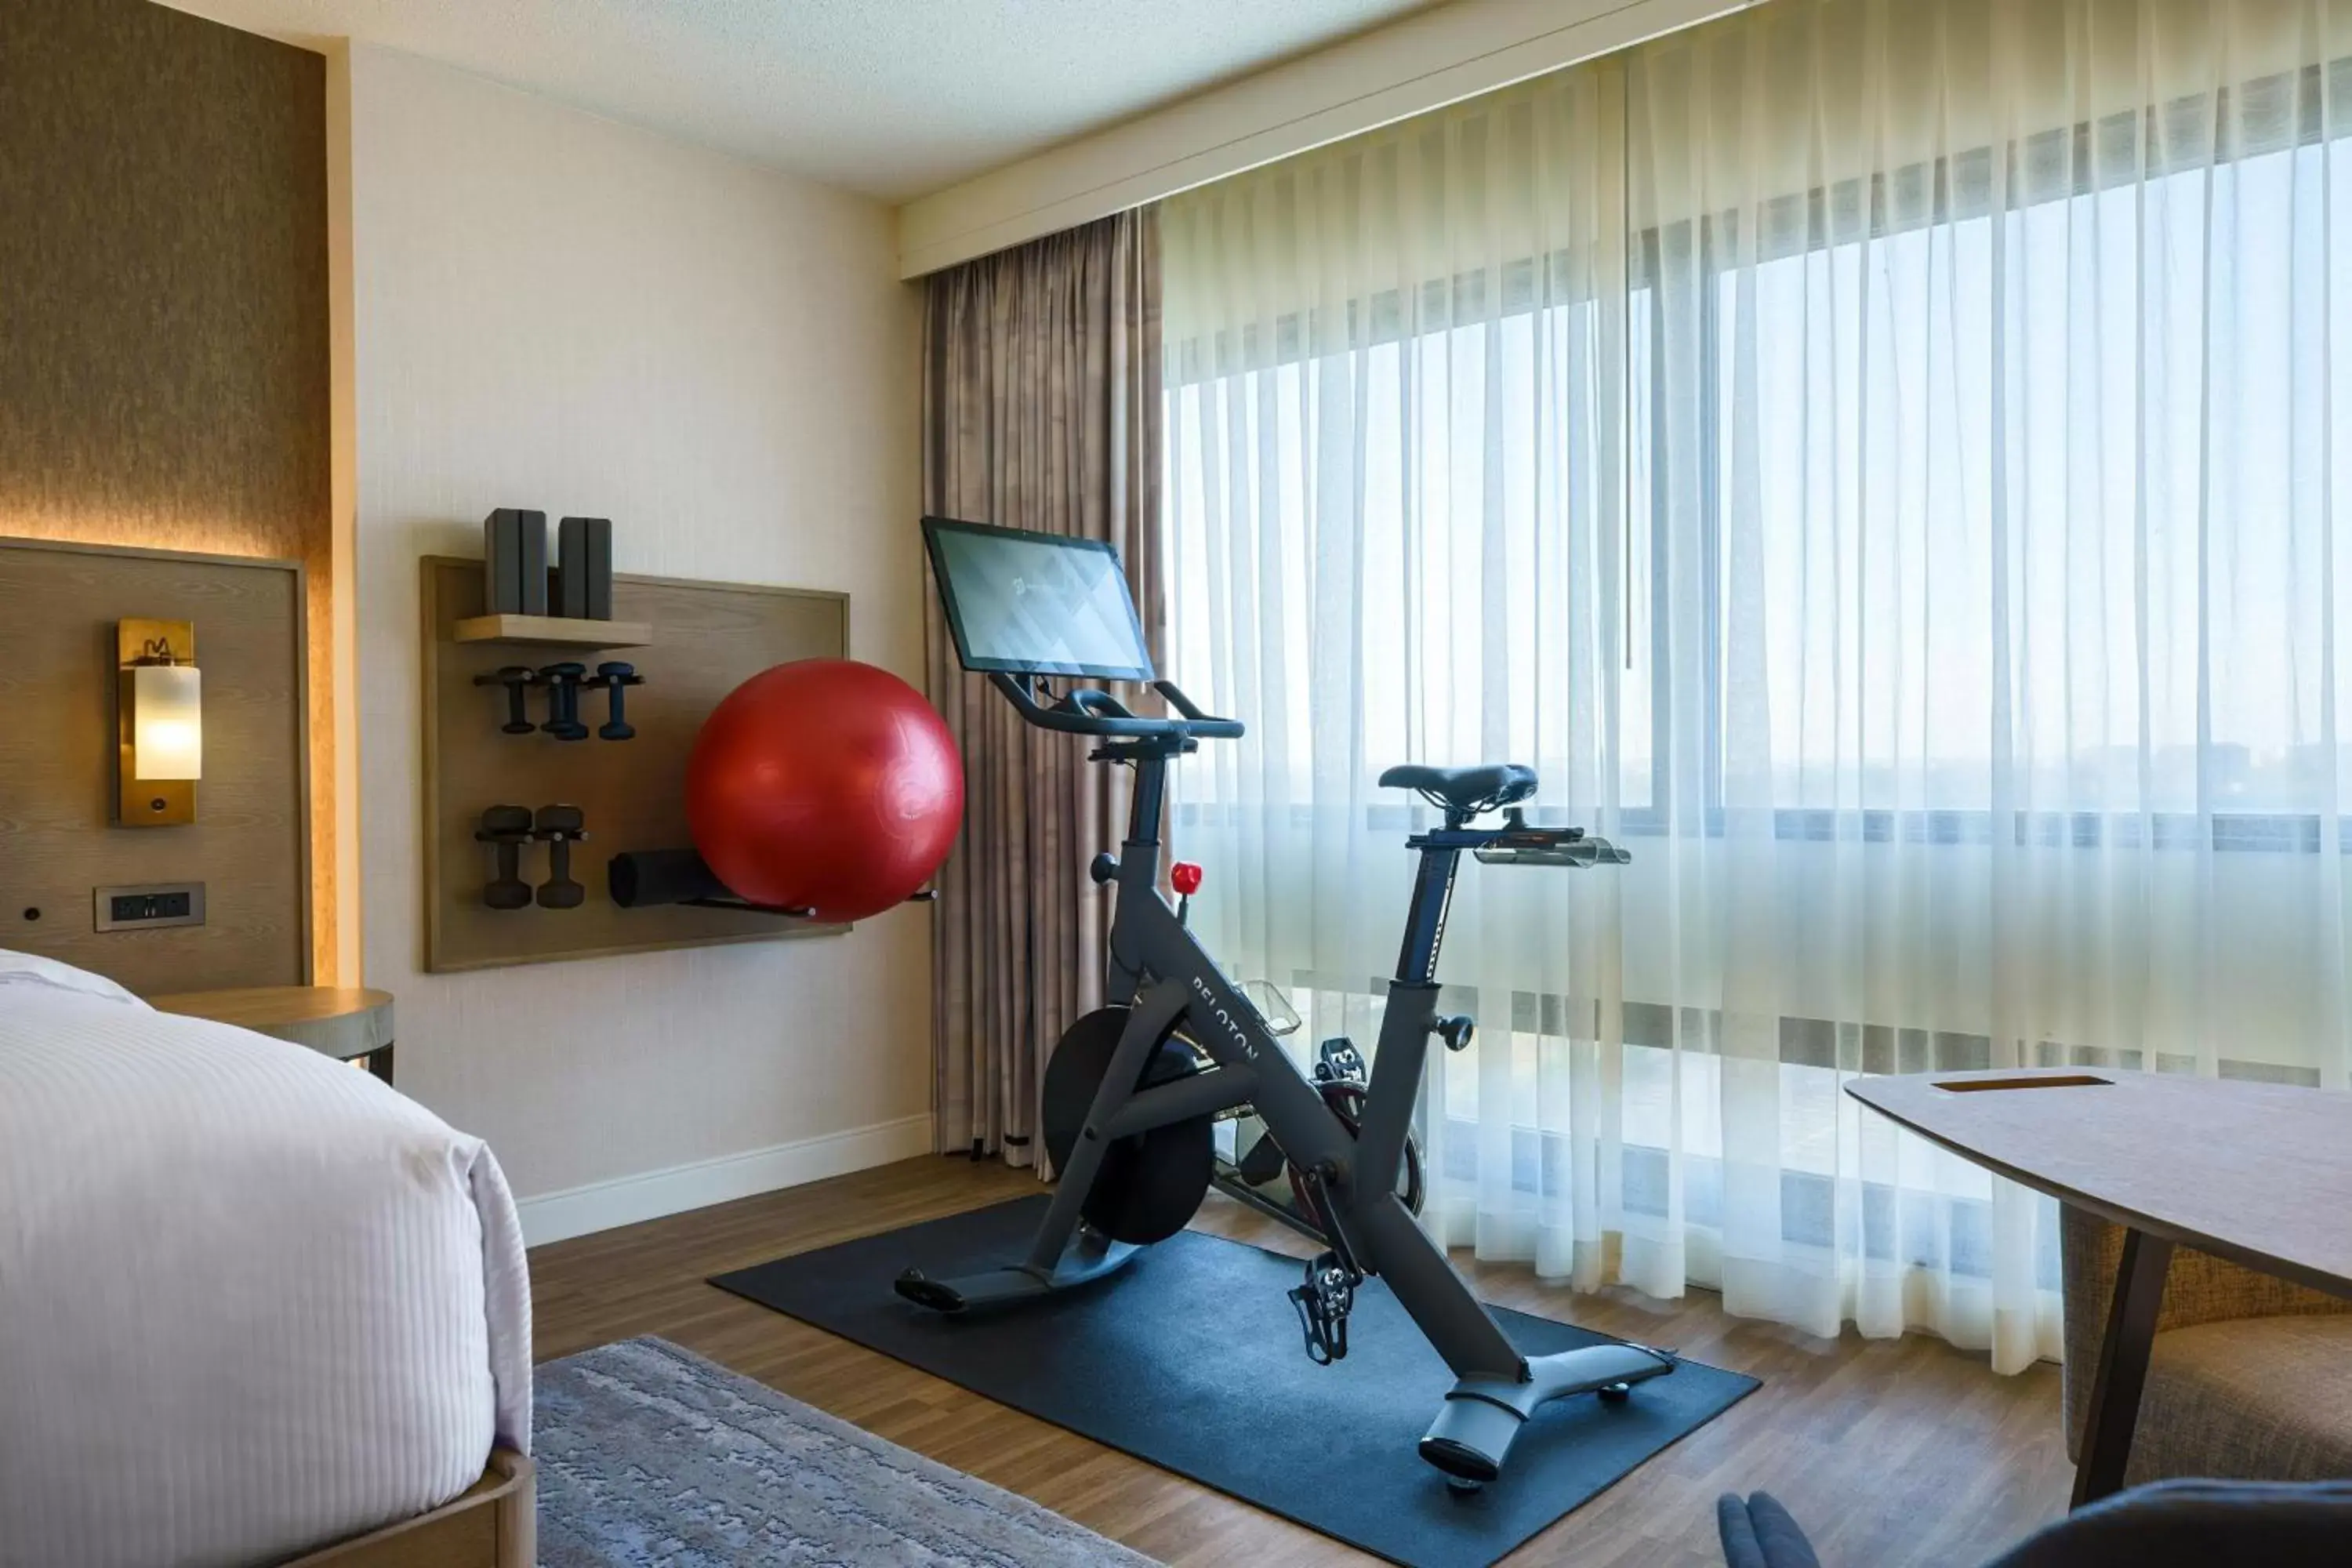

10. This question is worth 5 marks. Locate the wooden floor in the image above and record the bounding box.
[531,1157,2074,1566]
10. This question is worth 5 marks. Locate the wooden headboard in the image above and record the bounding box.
[0,538,309,993]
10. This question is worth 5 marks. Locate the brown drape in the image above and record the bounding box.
[922,209,1163,1167]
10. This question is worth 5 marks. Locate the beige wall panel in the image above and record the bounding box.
[0,540,307,993]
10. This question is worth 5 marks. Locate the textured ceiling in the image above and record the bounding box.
[158,0,1443,201]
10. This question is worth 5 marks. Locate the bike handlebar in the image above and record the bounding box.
[989,671,1246,742]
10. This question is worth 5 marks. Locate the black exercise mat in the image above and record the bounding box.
[711,1196,1758,1568]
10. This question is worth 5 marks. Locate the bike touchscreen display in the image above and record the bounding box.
[924,516,1156,681]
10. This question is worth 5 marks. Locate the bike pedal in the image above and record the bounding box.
[1287,1248,1358,1366]
[1316,1036,1367,1083]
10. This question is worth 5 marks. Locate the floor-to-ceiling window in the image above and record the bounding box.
[1162,0,2352,1371]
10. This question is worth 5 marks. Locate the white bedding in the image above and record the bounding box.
[0,962,531,1568]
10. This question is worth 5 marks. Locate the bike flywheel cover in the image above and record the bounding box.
[1041,1005,1214,1245]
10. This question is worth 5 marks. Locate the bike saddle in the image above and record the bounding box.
[1378,763,1538,815]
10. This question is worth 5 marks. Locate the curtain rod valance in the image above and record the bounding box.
[1166,0,2352,356]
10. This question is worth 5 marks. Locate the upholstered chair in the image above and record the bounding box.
[1720,1481,2352,1568]
[2060,1207,2352,1483]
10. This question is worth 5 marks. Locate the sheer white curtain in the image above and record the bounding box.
[1162,0,2352,1373]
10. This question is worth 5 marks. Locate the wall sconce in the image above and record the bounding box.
[117,619,200,826]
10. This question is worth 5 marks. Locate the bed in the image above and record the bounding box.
[0,952,533,1568]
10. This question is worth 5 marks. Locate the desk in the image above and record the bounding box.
[147,985,397,1085]
[1846,1067,2352,1504]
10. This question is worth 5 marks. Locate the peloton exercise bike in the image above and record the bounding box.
[898,515,1675,1489]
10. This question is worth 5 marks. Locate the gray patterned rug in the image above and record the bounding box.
[535,1336,1156,1567]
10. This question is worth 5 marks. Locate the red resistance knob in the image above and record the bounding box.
[1171,862,1203,897]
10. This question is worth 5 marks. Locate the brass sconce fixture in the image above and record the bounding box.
[116,619,201,826]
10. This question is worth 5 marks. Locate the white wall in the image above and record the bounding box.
[346,45,929,1239]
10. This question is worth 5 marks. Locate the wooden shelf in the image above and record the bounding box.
[452,613,653,648]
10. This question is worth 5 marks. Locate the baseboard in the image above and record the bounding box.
[517,1112,936,1247]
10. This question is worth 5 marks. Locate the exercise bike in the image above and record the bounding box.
[901,515,1675,1488]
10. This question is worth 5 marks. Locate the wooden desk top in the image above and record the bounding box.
[147,985,394,1061]
[1847,1067,2352,1300]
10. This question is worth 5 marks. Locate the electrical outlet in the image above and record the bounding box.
[93,883,205,931]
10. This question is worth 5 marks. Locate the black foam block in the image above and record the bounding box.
[483,509,528,614]
[516,510,548,615]
[556,517,613,619]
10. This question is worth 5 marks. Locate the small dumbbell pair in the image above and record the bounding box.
[475,804,589,909]
[536,662,641,741]
[475,662,641,741]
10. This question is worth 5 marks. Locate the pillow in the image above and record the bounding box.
[0,950,147,1007]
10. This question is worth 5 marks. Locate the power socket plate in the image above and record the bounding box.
[94,882,206,931]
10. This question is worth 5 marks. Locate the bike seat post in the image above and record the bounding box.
[1394,842,1463,989]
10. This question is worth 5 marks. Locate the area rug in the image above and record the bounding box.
[711,1195,1761,1568]
[534,1334,1156,1566]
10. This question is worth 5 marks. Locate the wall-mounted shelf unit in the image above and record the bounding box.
[451,613,654,649]
[420,554,848,972]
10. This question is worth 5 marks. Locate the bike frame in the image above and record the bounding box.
[1060,732,1530,1382]
[895,665,1672,1486]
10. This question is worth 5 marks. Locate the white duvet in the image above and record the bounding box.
[0,956,531,1568]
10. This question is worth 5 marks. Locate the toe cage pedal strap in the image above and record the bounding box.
[1290,1251,1356,1365]
[1286,1161,1363,1365]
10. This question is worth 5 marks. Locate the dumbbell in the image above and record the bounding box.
[584,661,643,741]
[538,662,589,741]
[474,804,535,909]
[473,666,539,735]
[533,804,588,909]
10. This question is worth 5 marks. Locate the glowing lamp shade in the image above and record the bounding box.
[131,664,202,780]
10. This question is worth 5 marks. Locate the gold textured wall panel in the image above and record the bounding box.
[0,0,334,976]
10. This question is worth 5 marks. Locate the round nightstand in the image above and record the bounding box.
[147,986,397,1084]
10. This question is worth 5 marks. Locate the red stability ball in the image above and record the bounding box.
[685,658,963,923]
